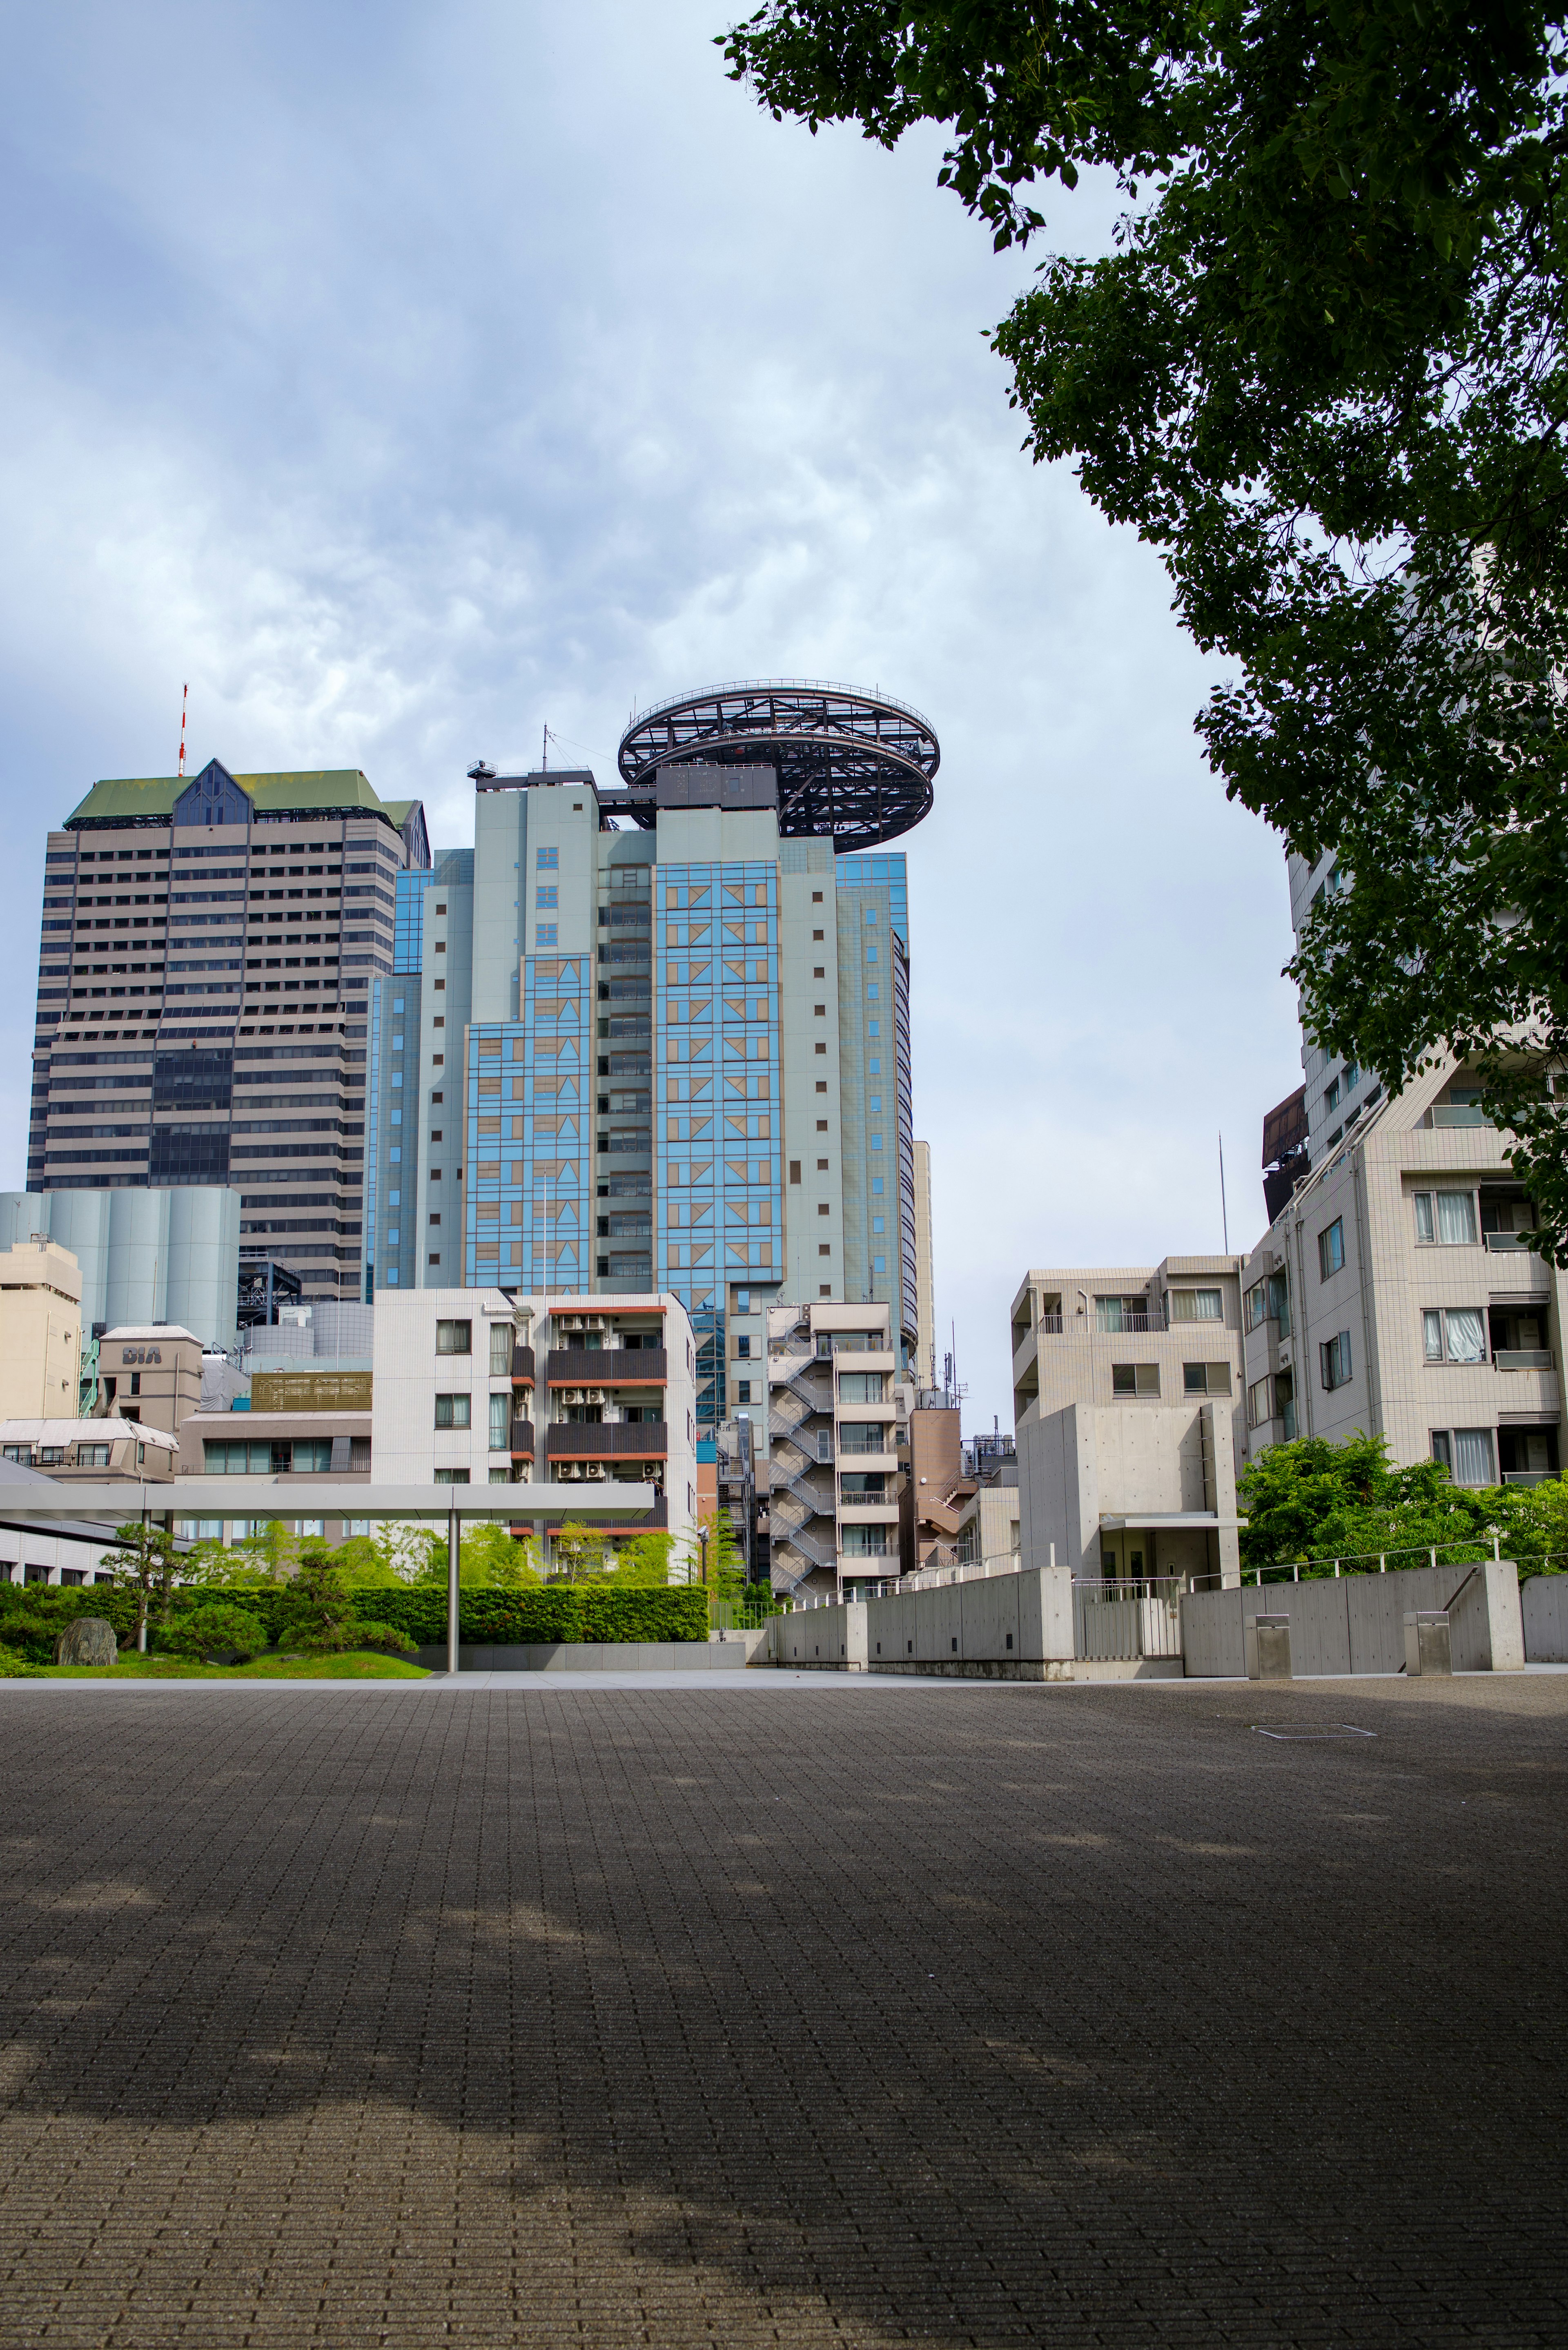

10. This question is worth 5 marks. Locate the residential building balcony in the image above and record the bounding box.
[509,1419,535,1457]
[1430,1104,1494,1128]
[1495,1350,1553,1371]
[511,1344,535,1385]
[547,1347,666,1385]
[544,1420,668,1459]
[545,1496,668,1531]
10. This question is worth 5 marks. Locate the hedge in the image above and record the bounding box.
[0,1580,709,1659]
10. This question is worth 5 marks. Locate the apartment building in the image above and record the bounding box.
[766,1298,906,1594]
[28,759,429,1305]
[1009,1258,1247,1587]
[1241,1062,1566,1487]
[0,1240,83,1418]
[370,1286,695,1556]
[360,687,937,1444]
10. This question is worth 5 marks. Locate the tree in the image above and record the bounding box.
[277,1546,414,1656]
[722,2,1568,1254]
[1236,1433,1498,1575]
[549,1521,611,1584]
[602,1531,674,1587]
[675,1509,747,1599]
[107,1519,181,1651]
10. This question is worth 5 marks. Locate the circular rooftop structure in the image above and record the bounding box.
[616,679,938,852]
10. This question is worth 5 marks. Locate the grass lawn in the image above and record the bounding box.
[38,1652,430,1681]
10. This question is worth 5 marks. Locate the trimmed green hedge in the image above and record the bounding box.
[0,1580,709,1659]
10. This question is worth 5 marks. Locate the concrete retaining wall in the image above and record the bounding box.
[1181,1559,1524,1678]
[418,1632,766,1673]
[1521,1574,1568,1663]
[769,1568,1078,1677]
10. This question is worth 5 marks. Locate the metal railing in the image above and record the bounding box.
[1073,1577,1184,1662]
[1246,1532,1509,1585]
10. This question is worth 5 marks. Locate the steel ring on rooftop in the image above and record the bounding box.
[616,679,938,852]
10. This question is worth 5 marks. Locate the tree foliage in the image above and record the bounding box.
[1237,1429,1568,1575]
[722,0,1568,1253]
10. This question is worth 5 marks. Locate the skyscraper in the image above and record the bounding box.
[29,760,428,1304]
[363,680,937,1428]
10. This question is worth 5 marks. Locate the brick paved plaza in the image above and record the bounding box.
[0,1676,1564,2348]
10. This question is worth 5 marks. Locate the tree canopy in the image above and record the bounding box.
[722,0,1568,1253]
[1236,1429,1568,1574]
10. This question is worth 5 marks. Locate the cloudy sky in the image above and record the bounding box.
[0,0,1302,1431]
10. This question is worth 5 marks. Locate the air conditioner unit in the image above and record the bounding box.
[583,1463,607,1480]
[558,1462,582,1480]
[584,1389,606,1406]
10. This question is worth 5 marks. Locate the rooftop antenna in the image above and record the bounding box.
[177,682,188,777]
[1218,1129,1231,1254]
[541,722,548,771]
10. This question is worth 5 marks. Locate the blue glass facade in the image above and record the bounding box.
[655,861,782,1320]
[464,956,588,1290]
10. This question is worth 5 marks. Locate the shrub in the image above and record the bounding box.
[157,1605,270,1663]
[0,1642,45,1678]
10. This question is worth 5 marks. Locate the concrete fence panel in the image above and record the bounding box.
[1522,1574,1568,1663]
[1182,1559,1524,1678]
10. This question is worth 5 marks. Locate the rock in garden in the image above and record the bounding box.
[55,1617,118,1667]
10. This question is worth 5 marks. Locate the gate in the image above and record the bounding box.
[1073,1578,1184,1663]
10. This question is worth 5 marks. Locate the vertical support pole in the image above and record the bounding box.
[1380,1553,1386,1574]
[447,1501,460,1677]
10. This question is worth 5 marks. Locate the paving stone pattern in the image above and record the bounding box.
[0,1677,1565,2347]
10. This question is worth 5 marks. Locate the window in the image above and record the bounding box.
[1423,1307,1487,1364]
[839,1371,886,1403]
[489,1322,513,1376]
[536,886,558,909]
[1431,1430,1453,1470]
[434,1468,471,1485]
[1244,1281,1266,1332]
[1437,1189,1477,1245]
[1247,1375,1273,1429]
[1453,1427,1497,1487]
[435,1393,472,1428]
[1095,1295,1149,1333]
[1324,1077,1341,1113]
[292,1439,332,1473]
[1169,1288,1222,1322]
[1318,1219,1345,1278]
[1413,1191,1434,1243]
[488,1393,511,1451]
[436,1320,471,1354]
[735,1380,752,1404]
[536,925,557,947]
[1183,1362,1232,1395]
[736,1335,751,1358]
[840,1525,889,1557]
[1319,1330,1353,1390]
[1112,1363,1159,1396]
[537,847,558,868]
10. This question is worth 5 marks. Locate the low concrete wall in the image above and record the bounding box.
[418,1634,764,1673]
[1181,1559,1525,1678]
[1522,1574,1568,1663]
[769,1568,1078,1677]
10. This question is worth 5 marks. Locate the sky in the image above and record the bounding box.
[0,0,1304,1433]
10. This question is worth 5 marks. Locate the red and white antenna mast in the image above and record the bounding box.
[177,683,188,776]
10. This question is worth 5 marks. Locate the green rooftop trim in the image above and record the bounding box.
[65,769,404,828]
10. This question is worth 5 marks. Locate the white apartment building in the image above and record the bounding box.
[1009,1258,1247,1587]
[371,1286,697,1557]
[1241,1059,1564,1488]
[766,1298,908,1595]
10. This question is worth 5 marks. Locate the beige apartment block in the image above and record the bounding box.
[1009,1257,1247,1587]
[767,1298,906,1594]
[0,1240,82,1418]
[1241,1060,1567,1490]
[91,1323,206,1435]
[371,1287,696,1558]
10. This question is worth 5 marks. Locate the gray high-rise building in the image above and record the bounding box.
[27,760,429,1304]
[361,680,937,1430]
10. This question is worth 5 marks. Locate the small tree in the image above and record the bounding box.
[459,1522,543,1588]
[675,1509,746,1599]
[603,1530,673,1587]
[108,1520,181,1652]
[550,1521,610,1583]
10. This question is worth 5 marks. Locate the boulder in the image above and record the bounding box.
[55,1616,118,1667]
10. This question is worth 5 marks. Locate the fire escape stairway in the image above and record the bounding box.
[768,1347,837,1577]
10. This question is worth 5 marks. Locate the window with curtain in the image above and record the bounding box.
[436,1320,472,1355]
[1413,1192,1435,1242]
[1170,1289,1222,1322]
[489,1393,511,1451]
[489,1322,513,1376]
[1424,1308,1487,1363]
[435,1393,471,1429]
[1453,1427,1496,1486]
[1435,1191,1478,1245]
